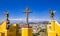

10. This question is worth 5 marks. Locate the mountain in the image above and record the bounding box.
[28,21,49,24]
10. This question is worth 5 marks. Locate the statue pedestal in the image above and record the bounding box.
[21,25,32,36]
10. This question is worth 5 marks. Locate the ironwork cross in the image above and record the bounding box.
[23,6,32,25]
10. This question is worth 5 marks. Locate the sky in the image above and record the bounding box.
[0,0,60,23]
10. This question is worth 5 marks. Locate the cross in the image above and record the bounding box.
[49,9,56,21]
[23,6,32,25]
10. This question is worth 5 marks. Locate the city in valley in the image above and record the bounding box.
[0,0,60,36]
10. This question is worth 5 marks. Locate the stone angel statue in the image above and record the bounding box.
[49,9,56,20]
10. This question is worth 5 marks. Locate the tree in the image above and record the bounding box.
[32,33,39,36]
[40,29,46,32]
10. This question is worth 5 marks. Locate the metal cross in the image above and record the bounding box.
[23,6,32,25]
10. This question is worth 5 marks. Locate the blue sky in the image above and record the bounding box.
[0,0,60,23]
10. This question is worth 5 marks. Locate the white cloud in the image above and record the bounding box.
[9,18,25,21]
[9,18,49,22]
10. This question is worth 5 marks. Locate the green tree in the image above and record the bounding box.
[40,29,46,32]
[32,33,39,36]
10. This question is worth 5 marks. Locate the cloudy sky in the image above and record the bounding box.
[0,0,60,23]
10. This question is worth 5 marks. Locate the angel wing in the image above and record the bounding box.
[5,10,9,14]
[53,10,56,13]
